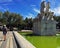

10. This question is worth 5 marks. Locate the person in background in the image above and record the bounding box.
[2,25,7,41]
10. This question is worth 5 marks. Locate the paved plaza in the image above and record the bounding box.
[0,31,17,48]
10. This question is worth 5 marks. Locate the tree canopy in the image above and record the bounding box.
[0,11,33,30]
[0,11,23,26]
[0,11,60,30]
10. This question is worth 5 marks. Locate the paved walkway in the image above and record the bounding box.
[0,31,35,48]
[0,31,17,48]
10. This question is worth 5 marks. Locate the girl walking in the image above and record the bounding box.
[2,25,7,41]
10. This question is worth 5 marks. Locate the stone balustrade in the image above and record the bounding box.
[13,31,36,48]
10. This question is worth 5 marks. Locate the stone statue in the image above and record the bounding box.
[46,2,50,12]
[33,1,56,35]
[40,1,50,16]
[40,1,46,13]
[40,1,50,13]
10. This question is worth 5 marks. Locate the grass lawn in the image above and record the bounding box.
[19,32,60,48]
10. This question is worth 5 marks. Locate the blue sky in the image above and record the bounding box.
[0,0,60,18]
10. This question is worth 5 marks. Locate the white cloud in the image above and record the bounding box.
[33,6,60,16]
[0,6,6,11]
[0,3,9,6]
[41,0,56,6]
[31,5,36,7]
[41,0,46,2]
[25,13,35,18]
[0,0,13,3]
[48,0,56,6]
[50,6,60,15]
[0,6,9,11]
[33,8,40,13]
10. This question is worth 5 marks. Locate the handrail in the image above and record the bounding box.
[13,31,36,48]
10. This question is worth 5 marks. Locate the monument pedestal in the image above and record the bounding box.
[33,19,56,36]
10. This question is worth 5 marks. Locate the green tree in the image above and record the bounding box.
[24,17,33,30]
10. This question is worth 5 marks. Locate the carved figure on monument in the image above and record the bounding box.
[50,12,54,20]
[40,1,46,13]
[40,1,50,17]
[46,2,50,12]
[33,1,56,35]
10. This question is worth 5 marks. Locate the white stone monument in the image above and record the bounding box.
[33,1,56,35]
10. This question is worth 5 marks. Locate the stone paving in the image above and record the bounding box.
[0,31,35,48]
[0,32,4,47]
[0,31,17,48]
